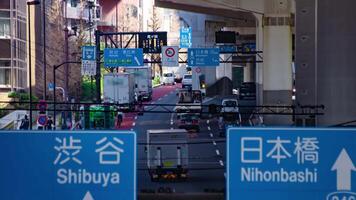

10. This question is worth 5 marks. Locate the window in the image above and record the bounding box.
[17,21,26,40]
[0,19,10,38]
[0,68,11,86]
[163,73,173,77]
[70,0,78,7]
[0,11,10,18]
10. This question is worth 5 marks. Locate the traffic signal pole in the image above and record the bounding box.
[95,30,101,103]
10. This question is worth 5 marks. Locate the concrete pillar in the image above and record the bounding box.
[254,14,264,106]
[262,0,293,125]
[244,63,252,82]
[296,0,356,126]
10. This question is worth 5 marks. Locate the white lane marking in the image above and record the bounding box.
[207,120,210,124]
[208,126,211,131]
[216,150,220,156]
[220,160,224,166]
[213,141,217,146]
[210,133,214,138]
[134,116,138,120]
[132,122,136,126]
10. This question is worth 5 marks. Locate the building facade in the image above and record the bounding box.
[0,0,27,94]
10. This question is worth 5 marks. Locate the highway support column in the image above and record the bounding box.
[260,0,293,125]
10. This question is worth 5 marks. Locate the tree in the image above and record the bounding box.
[148,6,162,76]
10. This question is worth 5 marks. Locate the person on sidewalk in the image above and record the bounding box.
[46,116,54,130]
[19,115,30,130]
[115,112,124,129]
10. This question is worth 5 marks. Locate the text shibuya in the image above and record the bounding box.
[241,167,318,183]
[57,169,120,187]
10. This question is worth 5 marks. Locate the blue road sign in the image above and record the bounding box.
[48,83,54,91]
[227,128,356,200]
[104,48,144,67]
[82,46,96,61]
[180,27,192,48]
[218,45,237,53]
[0,131,136,200]
[188,48,220,67]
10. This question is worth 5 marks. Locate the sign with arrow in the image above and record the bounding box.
[104,48,144,67]
[82,46,97,76]
[0,131,136,200]
[227,128,356,200]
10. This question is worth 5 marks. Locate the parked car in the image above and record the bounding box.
[178,113,200,132]
[161,72,175,85]
[182,74,192,88]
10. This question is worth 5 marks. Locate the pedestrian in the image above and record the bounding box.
[46,116,53,130]
[19,115,30,130]
[116,112,123,128]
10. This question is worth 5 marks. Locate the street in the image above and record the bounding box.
[122,84,227,193]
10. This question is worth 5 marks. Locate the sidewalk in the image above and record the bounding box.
[0,110,27,130]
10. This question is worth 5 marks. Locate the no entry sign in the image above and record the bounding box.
[162,46,179,67]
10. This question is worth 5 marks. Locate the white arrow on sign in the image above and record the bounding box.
[83,191,94,200]
[331,149,355,191]
[134,57,140,65]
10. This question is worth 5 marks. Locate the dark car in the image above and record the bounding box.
[178,113,200,132]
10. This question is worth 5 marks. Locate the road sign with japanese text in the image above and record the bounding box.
[180,27,192,48]
[138,32,167,53]
[104,48,144,67]
[162,46,179,67]
[227,128,356,200]
[188,48,220,67]
[81,46,97,76]
[0,131,136,200]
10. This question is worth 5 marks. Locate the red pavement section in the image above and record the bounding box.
[116,84,180,130]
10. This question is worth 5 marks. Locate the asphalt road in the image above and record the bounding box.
[131,84,226,194]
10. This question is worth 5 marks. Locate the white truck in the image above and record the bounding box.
[103,73,136,110]
[219,98,242,137]
[174,89,202,115]
[147,129,189,181]
[125,67,153,101]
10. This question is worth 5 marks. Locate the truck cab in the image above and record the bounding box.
[174,89,202,115]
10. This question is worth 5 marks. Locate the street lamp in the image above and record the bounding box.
[27,0,40,130]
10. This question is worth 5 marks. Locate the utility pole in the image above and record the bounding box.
[42,0,47,100]
[64,0,69,102]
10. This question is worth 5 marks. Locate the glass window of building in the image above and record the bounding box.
[0,19,10,38]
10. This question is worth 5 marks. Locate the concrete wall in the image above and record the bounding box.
[296,0,356,126]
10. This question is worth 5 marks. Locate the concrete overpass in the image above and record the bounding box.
[155,0,356,126]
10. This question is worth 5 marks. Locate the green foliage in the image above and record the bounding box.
[81,77,96,101]
[8,92,38,102]
[152,76,160,86]
[0,105,8,118]
[8,92,19,98]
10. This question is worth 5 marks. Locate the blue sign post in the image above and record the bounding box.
[82,46,97,76]
[82,46,96,61]
[188,48,220,67]
[180,27,192,48]
[0,131,136,200]
[227,128,356,200]
[104,48,144,67]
